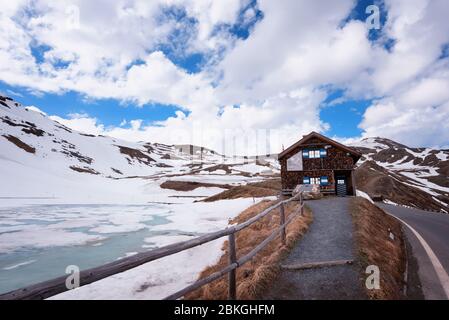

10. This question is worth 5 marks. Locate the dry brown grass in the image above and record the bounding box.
[160,180,232,192]
[202,185,278,202]
[350,197,406,300]
[249,179,282,190]
[2,134,35,154]
[69,165,100,175]
[355,161,448,212]
[201,178,282,202]
[185,199,312,300]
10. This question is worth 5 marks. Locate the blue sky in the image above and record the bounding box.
[0,81,183,129]
[320,89,373,138]
[1,0,448,151]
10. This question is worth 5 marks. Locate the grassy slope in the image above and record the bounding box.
[159,180,232,191]
[350,197,406,299]
[185,199,312,299]
[355,161,448,212]
[201,179,282,202]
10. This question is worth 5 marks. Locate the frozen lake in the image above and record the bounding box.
[0,199,259,298]
[0,204,179,294]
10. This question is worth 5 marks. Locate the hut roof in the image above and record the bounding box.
[278,131,362,161]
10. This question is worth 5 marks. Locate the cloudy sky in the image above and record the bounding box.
[1,0,448,154]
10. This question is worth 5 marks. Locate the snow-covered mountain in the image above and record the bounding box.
[0,95,278,205]
[351,137,449,213]
[2,95,448,213]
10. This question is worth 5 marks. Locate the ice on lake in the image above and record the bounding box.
[0,204,183,294]
[0,198,259,298]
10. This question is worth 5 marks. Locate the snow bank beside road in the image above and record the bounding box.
[356,190,374,203]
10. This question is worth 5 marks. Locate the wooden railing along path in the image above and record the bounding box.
[0,193,304,300]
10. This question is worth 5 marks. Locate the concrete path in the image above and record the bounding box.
[263,197,366,300]
[378,204,449,300]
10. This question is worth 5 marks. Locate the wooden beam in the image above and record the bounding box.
[228,233,237,300]
[279,203,286,245]
[281,259,353,270]
[164,263,238,300]
[237,206,301,266]
[351,170,357,196]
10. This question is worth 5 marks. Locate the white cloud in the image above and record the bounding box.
[47,87,328,155]
[169,0,243,51]
[25,105,46,115]
[129,119,143,130]
[49,114,105,136]
[6,89,24,98]
[215,0,370,104]
[1,0,449,151]
[359,60,449,147]
[0,0,241,97]
[117,51,217,113]
[356,0,449,96]
[354,0,449,147]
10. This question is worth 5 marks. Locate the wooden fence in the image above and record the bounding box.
[0,193,304,300]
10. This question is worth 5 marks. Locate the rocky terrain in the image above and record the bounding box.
[351,138,449,213]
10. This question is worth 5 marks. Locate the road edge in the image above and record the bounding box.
[382,209,449,299]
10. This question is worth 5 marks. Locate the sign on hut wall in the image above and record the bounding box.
[287,151,303,171]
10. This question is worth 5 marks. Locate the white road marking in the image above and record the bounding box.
[386,211,449,299]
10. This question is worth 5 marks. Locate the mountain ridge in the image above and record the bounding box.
[351,137,449,212]
[0,95,279,205]
[1,95,448,212]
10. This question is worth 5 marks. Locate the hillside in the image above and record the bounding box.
[351,138,449,213]
[0,95,278,206]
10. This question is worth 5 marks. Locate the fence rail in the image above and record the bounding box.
[0,193,304,300]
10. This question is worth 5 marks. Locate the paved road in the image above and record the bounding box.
[378,204,449,300]
[263,197,366,300]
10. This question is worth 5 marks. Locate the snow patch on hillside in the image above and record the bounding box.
[356,190,374,203]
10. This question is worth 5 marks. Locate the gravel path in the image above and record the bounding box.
[263,197,367,300]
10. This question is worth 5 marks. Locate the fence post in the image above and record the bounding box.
[280,203,286,245]
[300,193,304,216]
[228,233,237,300]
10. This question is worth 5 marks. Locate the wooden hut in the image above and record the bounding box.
[278,131,361,196]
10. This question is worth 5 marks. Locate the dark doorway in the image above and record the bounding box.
[336,176,347,196]
[334,170,355,196]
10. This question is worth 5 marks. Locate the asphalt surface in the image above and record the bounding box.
[378,203,449,300]
[263,197,366,300]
